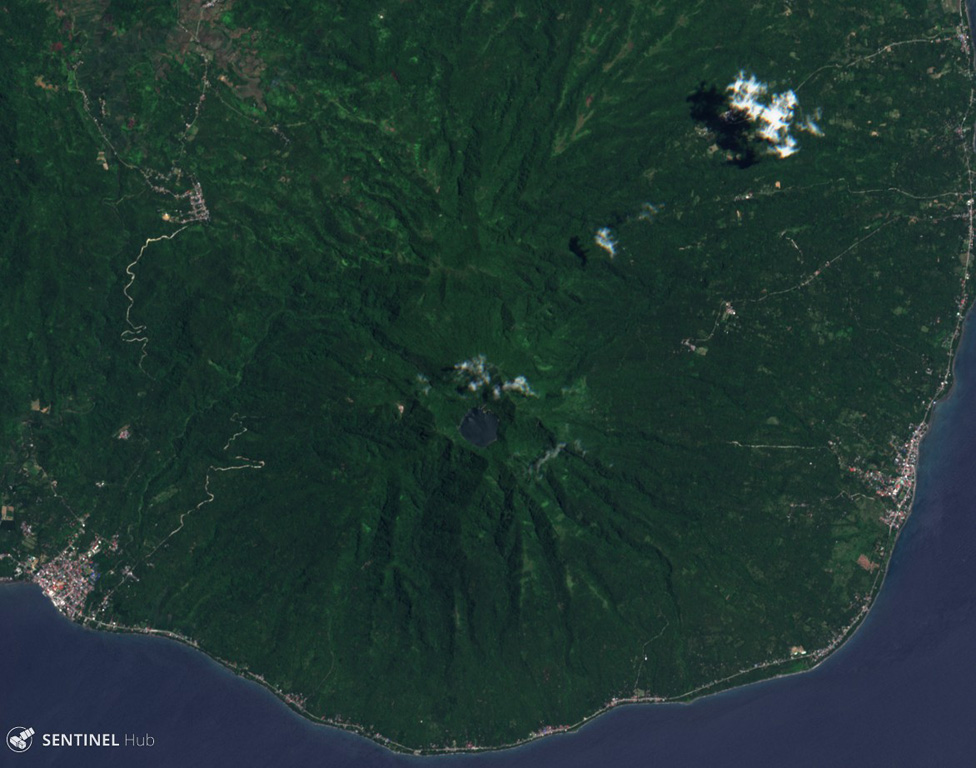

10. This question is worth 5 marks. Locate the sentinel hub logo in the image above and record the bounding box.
[6,726,154,753]
[6,727,34,753]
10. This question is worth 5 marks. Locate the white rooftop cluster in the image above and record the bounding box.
[727,71,822,159]
[454,356,537,399]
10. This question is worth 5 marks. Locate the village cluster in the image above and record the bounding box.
[26,524,119,621]
[846,423,926,531]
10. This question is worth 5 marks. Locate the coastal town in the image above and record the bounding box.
[846,421,927,532]
[26,523,119,621]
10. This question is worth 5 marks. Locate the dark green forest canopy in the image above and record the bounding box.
[1,0,973,750]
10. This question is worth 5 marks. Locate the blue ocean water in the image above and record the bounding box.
[4,315,976,767]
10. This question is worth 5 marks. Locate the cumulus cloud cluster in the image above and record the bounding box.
[454,355,537,399]
[727,71,823,158]
[594,227,618,258]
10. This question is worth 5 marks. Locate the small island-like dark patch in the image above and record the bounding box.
[458,407,499,447]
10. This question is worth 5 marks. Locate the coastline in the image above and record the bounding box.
[8,290,975,760]
[3,5,976,760]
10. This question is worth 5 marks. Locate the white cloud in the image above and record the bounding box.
[595,227,618,258]
[727,71,822,158]
[454,356,537,398]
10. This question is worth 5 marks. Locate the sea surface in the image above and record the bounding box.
[4,312,976,767]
